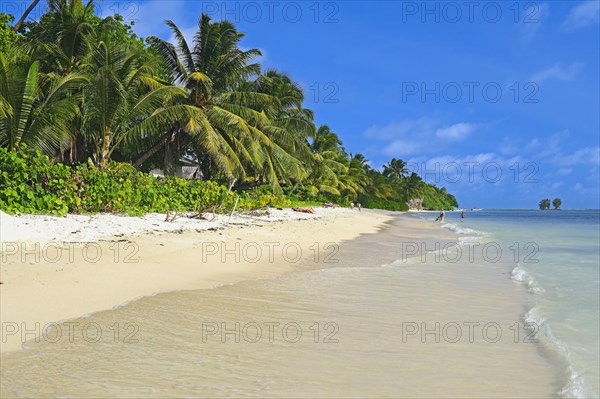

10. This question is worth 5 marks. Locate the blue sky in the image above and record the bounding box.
[7,0,599,208]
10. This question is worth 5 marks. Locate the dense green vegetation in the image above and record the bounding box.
[0,146,294,215]
[0,14,18,54]
[0,1,458,214]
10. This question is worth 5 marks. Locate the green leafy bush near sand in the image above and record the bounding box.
[0,147,78,215]
[360,198,410,212]
[0,147,293,216]
[0,147,456,215]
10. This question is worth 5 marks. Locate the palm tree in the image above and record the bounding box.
[20,0,97,75]
[339,153,371,200]
[18,0,100,163]
[0,52,86,154]
[304,125,348,196]
[13,0,42,32]
[241,69,315,191]
[139,14,278,181]
[539,198,551,210]
[80,40,196,167]
[552,198,561,210]
[368,169,394,200]
[404,172,425,208]
[383,158,409,182]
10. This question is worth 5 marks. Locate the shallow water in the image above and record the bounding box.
[439,209,600,398]
[1,213,587,398]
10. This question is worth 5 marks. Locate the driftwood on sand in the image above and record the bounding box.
[242,208,271,217]
[292,207,316,214]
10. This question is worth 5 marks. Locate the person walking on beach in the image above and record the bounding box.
[437,209,444,222]
[357,203,362,211]
[350,202,355,210]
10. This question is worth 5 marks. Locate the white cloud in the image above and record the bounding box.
[435,123,476,141]
[499,137,519,156]
[562,1,600,31]
[363,118,477,157]
[528,131,569,158]
[405,152,527,188]
[558,147,600,166]
[530,62,583,84]
[383,140,427,157]
[364,117,438,140]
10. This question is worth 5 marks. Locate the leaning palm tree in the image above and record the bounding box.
[339,153,372,200]
[241,69,315,191]
[13,0,42,32]
[0,51,86,154]
[138,14,279,182]
[368,169,394,200]
[304,125,348,196]
[80,40,196,167]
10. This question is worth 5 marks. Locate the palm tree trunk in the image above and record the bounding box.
[133,129,177,169]
[200,153,212,181]
[99,130,111,167]
[289,181,300,195]
[13,0,41,31]
[164,141,177,176]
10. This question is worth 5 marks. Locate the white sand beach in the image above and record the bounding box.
[0,208,393,353]
[1,211,565,398]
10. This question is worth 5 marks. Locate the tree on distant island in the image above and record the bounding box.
[553,198,562,210]
[539,198,551,210]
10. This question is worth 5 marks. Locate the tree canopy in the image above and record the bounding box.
[539,198,551,210]
[0,0,458,211]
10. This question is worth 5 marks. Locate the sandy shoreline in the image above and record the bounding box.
[0,208,393,353]
[1,210,565,398]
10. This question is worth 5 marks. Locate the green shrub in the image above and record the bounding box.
[0,146,78,215]
[360,198,409,211]
[0,146,234,216]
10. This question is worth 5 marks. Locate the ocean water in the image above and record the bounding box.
[439,209,600,398]
[1,210,598,398]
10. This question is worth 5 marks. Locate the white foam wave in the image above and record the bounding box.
[523,306,597,398]
[441,222,486,237]
[559,369,597,399]
[511,265,546,294]
[457,235,482,245]
[524,307,546,328]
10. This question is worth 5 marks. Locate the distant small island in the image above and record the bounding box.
[539,198,562,210]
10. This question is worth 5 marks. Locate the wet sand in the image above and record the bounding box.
[1,214,562,398]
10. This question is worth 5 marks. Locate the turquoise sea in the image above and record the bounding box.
[437,209,600,398]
